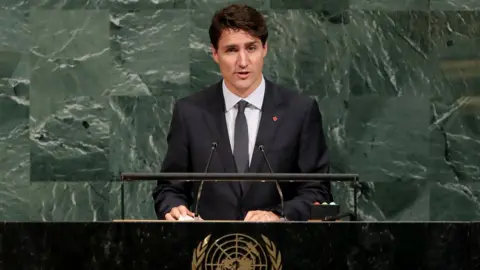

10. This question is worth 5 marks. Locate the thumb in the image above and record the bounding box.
[186,209,195,217]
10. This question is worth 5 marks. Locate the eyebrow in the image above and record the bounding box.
[223,41,259,50]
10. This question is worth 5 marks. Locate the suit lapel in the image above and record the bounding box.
[202,82,237,174]
[202,82,243,198]
[244,79,286,195]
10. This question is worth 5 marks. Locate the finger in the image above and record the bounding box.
[259,212,271,221]
[256,212,272,222]
[250,213,264,222]
[262,214,272,222]
[171,207,182,219]
[177,206,189,216]
[269,213,280,221]
[244,211,257,221]
[178,206,194,217]
[247,213,258,221]
[247,212,264,222]
[165,213,176,221]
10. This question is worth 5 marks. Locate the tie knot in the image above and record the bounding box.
[237,100,248,113]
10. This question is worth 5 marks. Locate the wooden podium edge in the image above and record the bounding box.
[112,220,276,222]
[113,220,168,222]
[112,219,338,222]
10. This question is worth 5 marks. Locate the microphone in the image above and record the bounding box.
[194,142,217,219]
[258,144,286,220]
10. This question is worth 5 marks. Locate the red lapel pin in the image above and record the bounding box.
[272,116,278,121]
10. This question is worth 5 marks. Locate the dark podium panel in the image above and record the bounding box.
[1,222,479,270]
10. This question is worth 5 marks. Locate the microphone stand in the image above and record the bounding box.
[193,142,217,220]
[258,145,287,221]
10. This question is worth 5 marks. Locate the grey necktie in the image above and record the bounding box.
[234,100,249,180]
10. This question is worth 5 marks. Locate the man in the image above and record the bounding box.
[152,4,332,221]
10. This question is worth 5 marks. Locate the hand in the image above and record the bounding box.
[165,205,195,221]
[244,210,280,222]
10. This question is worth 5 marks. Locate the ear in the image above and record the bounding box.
[211,44,219,64]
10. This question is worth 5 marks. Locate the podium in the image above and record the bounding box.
[1,221,478,269]
[119,172,360,221]
[1,173,478,268]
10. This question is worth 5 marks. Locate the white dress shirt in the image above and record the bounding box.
[222,76,265,165]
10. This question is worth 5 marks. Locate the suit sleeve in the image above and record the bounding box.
[152,100,193,219]
[278,98,332,221]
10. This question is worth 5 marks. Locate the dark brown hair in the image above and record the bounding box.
[209,4,268,50]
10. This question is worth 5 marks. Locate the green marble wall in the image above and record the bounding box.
[0,0,479,221]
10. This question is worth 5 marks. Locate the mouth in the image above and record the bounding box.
[236,71,250,79]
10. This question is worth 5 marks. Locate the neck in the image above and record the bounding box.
[225,76,263,98]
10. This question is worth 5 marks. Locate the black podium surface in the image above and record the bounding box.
[1,221,479,269]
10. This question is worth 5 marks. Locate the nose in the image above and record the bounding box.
[237,50,248,68]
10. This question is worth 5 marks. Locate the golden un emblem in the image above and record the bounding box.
[192,233,282,270]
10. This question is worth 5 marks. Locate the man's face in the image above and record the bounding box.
[211,29,268,96]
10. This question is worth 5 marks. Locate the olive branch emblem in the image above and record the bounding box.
[191,234,282,270]
[261,234,282,270]
[192,234,211,270]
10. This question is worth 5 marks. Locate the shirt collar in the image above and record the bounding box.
[222,75,265,112]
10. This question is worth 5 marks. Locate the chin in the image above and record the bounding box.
[233,80,253,89]
[234,84,252,92]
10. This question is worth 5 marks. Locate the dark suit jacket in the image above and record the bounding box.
[152,78,332,221]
